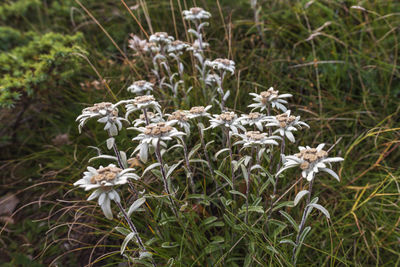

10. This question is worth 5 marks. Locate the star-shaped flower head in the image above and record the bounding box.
[73,164,140,219]
[209,111,245,134]
[128,34,149,54]
[125,95,162,119]
[233,131,280,148]
[277,144,344,182]
[182,7,211,21]
[239,112,269,131]
[127,80,154,95]
[76,102,128,136]
[205,74,221,87]
[132,111,164,127]
[187,105,212,120]
[132,121,185,162]
[167,110,191,135]
[149,32,174,46]
[248,87,292,112]
[205,58,235,75]
[266,110,309,143]
[167,40,190,55]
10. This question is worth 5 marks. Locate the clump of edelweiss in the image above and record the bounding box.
[125,95,162,118]
[168,110,191,134]
[239,112,269,131]
[205,58,235,74]
[234,131,280,148]
[127,80,154,95]
[277,144,344,181]
[249,87,292,112]
[128,34,149,54]
[132,122,185,162]
[266,110,309,142]
[209,111,245,133]
[76,102,127,136]
[182,7,211,21]
[167,40,190,54]
[133,111,163,127]
[73,164,139,219]
[149,32,174,45]
[187,105,212,119]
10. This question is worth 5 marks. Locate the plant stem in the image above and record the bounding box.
[226,128,235,191]
[245,155,254,224]
[155,140,178,217]
[142,108,150,125]
[115,201,157,267]
[292,179,314,265]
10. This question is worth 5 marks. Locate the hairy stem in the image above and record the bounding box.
[155,140,178,217]
[115,201,157,267]
[226,128,235,191]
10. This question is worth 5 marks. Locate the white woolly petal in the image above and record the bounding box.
[87,189,102,201]
[101,196,113,220]
[320,167,340,181]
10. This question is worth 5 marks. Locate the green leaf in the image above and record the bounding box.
[279,210,299,232]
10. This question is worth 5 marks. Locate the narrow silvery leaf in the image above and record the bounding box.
[215,148,230,159]
[188,144,201,159]
[120,151,127,168]
[279,210,299,232]
[115,226,130,236]
[89,155,118,163]
[241,164,249,183]
[106,137,115,150]
[294,190,309,206]
[166,160,183,179]
[142,162,161,176]
[279,239,296,247]
[214,170,233,189]
[229,190,247,199]
[223,90,230,101]
[121,232,135,254]
[127,197,146,217]
[307,203,331,219]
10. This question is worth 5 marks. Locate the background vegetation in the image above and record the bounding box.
[0,0,399,266]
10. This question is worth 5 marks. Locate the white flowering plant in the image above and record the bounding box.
[70,6,345,267]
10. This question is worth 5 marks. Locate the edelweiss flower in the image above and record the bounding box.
[132,111,163,127]
[74,164,140,219]
[248,87,292,112]
[149,32,174,45]
[234,131,280,148]
[132,122,185,162]
[182,7,211,21]
[167,110,191,134]
[205,58,235,74]
[187,105,212,119]
[187,39,209,53]
[76,102,127,136]
[127,80,154,95]
[128,34,149,54]
[209,111,245,134]
[125,95,162,118]
[277,144,344,182]
[167,40,190,54]
[239,112,269,131]
[266,110,309,143]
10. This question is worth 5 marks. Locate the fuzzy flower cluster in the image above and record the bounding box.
[133,122,185,162]
[76,102,127,136]
[127,80,154,95]
[277,144,343,181]
[249,87,292,112]
[74,164,139,219]
[205,58,235,74]
[266,111,309,143]
[183,7,211,21]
